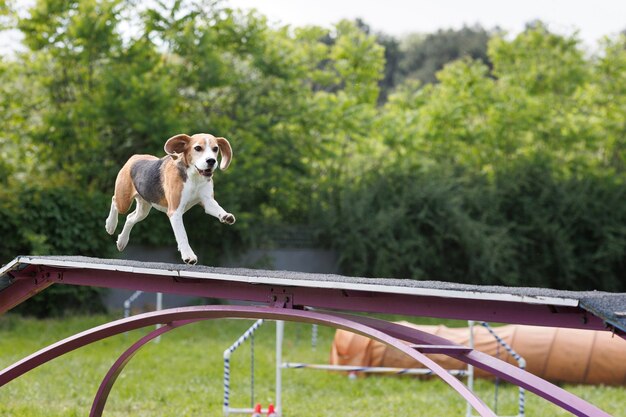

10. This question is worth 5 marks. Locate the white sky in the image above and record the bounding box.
[227,0,626,47]
[2,0,624,54]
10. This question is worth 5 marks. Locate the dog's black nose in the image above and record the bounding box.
[206,158,216,167]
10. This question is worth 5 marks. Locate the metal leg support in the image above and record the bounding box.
[340,313,610,417]
[90,320,199,417]
[0,306,611,417]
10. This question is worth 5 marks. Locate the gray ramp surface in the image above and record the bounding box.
[1,255,625,333]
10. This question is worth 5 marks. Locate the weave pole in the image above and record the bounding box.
[480,322,526,417]
[223,319,264,415]
[123,290,144,318]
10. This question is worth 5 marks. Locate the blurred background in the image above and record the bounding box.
[1,0,625,315]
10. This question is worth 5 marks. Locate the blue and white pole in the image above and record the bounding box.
[223,319,265,415]
[480,322,526,417]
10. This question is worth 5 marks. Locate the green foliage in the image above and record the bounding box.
[3,0,385,255]
[318,28,626,291]
[379,29,626,179]
[0,185,115,316]
[399,25,492,85]
[492,157,626,290]
[0,0,14,31]
[0,185,115,260]
[317,167,496,282]
[489,23,589,95]
[318,158,626,291]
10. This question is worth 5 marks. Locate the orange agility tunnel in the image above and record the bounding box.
[331,322,626,385]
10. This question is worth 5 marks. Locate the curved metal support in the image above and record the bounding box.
[0,306,612,417]
[90,319,200,417]
[1,306,496,417]
[339,313,610,417]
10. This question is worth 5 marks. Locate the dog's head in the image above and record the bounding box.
[164,133,232,178]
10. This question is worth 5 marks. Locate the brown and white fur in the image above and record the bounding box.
[105,133,235,264]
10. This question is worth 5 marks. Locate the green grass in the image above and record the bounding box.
[0,313,624,416]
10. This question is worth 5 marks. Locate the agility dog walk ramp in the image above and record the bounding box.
[1,255,625,416]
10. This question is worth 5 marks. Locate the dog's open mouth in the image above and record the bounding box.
[197,167,213,177]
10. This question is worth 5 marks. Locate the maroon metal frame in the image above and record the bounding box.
[90,320,198,417]
[0,260,618,416]
[1,265,612,332]
[0,306,613,417]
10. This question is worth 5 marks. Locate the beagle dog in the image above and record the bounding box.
[105,133,235,264]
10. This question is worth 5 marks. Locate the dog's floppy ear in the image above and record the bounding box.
[217,137,232,170]
[164,134,192,160]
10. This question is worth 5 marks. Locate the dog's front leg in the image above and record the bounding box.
[201,195,236,225]
[168,210,197,265]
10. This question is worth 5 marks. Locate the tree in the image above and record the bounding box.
[16,0,124,186]
[6,0,386,264]
[317,24,626,291]
[0,0,13,30]
[349,18,403,102]
[4,2,626,294]
[399,25,493,85]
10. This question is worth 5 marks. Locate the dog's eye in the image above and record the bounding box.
[194,146,202,152]
[212,146,219,152]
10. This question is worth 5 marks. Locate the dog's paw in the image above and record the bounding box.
[180,248,198,265]
[105,219,117,235]
[220,213,236,225]
[116,236,128,252]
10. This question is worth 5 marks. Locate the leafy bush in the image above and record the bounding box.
[317,166,516,284]
[492,157,626,291]
[318,157,626,291]
[0,185,115,316]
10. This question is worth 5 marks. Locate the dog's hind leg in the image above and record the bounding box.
[116,197,151,252]
[105,196,119,235]
[107,157,139,236]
